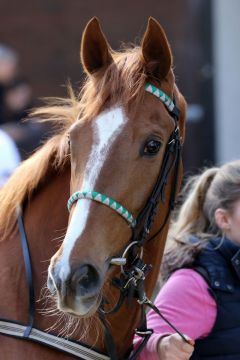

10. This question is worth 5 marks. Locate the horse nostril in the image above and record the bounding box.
[70,265,100,297]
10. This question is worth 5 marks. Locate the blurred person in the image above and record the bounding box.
[2,77,52,159]
[4,78,32,123]
[0,44,18,124]
[134,160,240,360]
[0,45,51,159]
[0,129,20,187]
[1,119,51,159]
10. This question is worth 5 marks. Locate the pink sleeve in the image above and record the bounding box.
[133,269,217,360]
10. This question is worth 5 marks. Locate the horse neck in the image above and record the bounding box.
[0,165,71,328]
[23,166,71,330]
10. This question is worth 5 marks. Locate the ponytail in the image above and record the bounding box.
[161,167,218,281]
[171,167,219,242]
[162,160,240,281]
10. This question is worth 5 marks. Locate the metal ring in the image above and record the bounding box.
[120,241,143,275]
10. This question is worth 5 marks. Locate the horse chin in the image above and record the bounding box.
[57,294,101,318]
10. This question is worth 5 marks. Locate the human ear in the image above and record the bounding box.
[215,208,231,232]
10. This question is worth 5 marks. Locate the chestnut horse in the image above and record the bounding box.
[0,17,186,360]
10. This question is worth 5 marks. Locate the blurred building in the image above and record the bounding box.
[213,0,240,164]
[0,0,239,169]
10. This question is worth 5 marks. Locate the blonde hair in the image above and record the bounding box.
[162,160,240,279]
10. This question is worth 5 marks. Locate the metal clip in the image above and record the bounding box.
[110,257,127,266]
[123,276,137,289]
[133,266,145,280]
[137,294,151,305]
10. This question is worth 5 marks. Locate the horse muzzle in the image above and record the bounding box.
[47,263,102,317]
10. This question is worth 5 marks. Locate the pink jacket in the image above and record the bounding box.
[133,269,217,360]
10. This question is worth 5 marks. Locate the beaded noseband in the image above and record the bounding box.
[144,83,176,112]
[67,82,177,227]
[67,191,137,227]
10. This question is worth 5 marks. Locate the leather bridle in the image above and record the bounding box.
[67,83,187,359]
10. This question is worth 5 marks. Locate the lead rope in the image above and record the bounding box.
[139,298,190,343]
[99,259,191,360]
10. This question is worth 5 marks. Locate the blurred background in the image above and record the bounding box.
[0,0,240,185]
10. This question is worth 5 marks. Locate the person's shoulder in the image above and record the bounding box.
[158,268,208,301]
[159,268,210,301]
[155,267,216,337]
[170,268,209,290]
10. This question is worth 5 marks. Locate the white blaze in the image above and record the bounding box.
[59,106,127,280]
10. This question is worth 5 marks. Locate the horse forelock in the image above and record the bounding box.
[31,46,147,131]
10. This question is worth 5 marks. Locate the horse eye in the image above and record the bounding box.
[142,139,161,156]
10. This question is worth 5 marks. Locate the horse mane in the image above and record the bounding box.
[0,46,148,233]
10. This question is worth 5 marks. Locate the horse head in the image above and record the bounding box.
[47,17,186,318]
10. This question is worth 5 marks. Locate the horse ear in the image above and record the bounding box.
[80,17,113,75]
[142,17,172,81]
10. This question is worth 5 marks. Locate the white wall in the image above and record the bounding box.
[213,0,240,164]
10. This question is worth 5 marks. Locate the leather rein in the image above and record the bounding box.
[0,83,188,360]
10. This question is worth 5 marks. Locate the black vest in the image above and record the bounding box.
[190,237,240,360]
